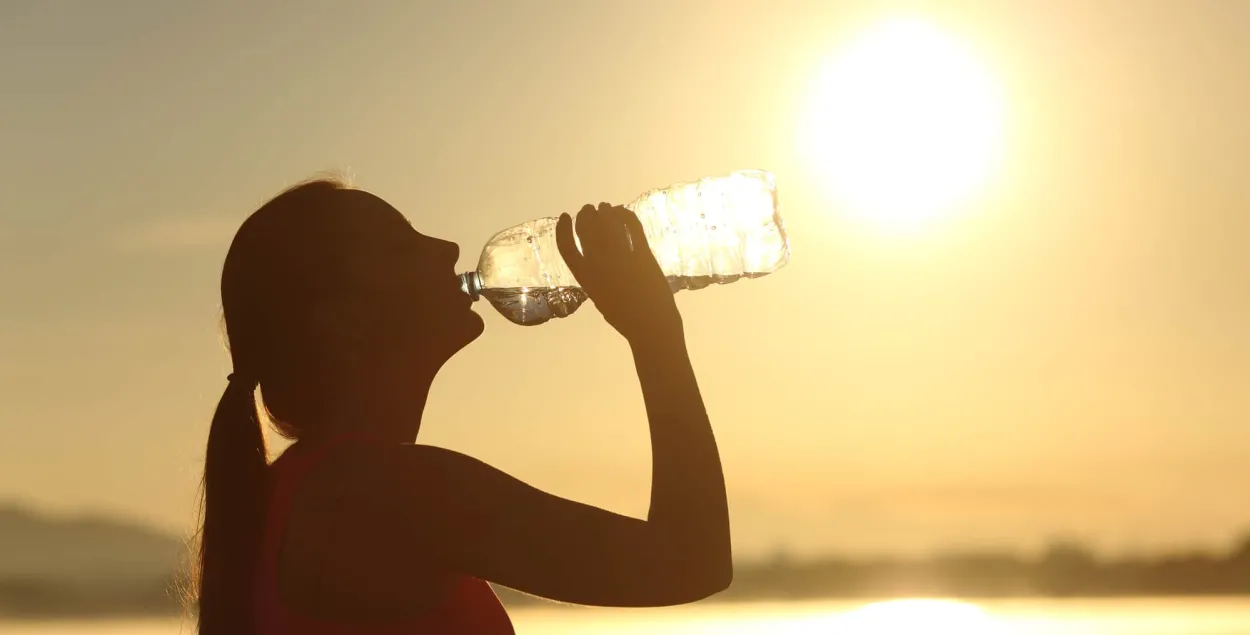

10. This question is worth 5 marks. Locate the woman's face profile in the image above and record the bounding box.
[327,190,484,364]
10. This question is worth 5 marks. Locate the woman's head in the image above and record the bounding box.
[193,178,481,634]
[221,177,482,436]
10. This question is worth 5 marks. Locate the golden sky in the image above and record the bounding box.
[2,0,1248,558]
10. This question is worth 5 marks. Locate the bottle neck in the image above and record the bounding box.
[458,271,482,300]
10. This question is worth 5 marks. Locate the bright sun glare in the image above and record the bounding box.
[801,17,1005,233]
[830,599,999,634]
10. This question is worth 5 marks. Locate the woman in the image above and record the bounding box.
[194,178,732,634]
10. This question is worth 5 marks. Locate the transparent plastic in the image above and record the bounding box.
[460,169,790,325]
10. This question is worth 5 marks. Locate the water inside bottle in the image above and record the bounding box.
[478,273,770,326]
[480,287,590,326]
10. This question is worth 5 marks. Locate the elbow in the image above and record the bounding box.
[639,532,733,605]
[672,547,733,603]
[700,543,734,595]
[705,552,734,596]
[707,536,734,593]
[716,557,734,592]
[700,566,733,600]
[672,565,731,605]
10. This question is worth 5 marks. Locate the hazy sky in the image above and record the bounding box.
[2,0,1249,559]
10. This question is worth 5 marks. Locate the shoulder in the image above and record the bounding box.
[276,441,467,617]
[319,441,474,484]
[280,441,458,571]
[299,441,484,519]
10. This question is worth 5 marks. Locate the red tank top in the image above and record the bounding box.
[254,436,515,635]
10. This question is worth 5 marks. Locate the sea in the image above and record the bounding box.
[6,597,1250,634]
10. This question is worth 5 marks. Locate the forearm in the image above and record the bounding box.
[631,332,731,563]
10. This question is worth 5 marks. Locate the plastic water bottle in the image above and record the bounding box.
[459,169,790,325]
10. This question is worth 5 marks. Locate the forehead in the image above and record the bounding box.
[338,190,416,235]
[316,190,425,262]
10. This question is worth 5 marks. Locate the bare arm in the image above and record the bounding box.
[630,330,732,589]
[346,204,731,607]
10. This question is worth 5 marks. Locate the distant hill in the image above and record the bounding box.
[0,504,188,617]
[5,501,1250,618]
[0,504,186,584]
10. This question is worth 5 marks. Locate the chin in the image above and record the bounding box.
[445,310,485,352]
[417,305,483,364]
[462,310,486,341]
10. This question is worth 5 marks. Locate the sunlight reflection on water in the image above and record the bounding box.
[511,598,1250,635]
[7,598,1250,635]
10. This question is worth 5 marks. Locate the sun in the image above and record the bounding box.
[800,17,1005,233]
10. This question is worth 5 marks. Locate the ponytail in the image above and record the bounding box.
[192,176,349,631]
[195,375,268,635]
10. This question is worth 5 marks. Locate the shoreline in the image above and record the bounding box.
[6,591,1250,622]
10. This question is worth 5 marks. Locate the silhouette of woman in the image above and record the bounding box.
[192,178,732,635]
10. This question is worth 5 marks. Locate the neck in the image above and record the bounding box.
[306,364,437,444]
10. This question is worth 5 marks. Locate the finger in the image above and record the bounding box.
[556,212,587,284]
[596,202,632,257]
[615,206,665,279]
[615,206,650,256]
[575,203,605,259]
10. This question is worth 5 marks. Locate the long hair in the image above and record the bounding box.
[192,177,349,634]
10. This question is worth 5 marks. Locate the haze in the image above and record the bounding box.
[2,0,1248,559]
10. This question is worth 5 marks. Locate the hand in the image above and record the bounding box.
[556,203,682,343]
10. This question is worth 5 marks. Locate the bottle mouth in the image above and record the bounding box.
[458,271,481,300]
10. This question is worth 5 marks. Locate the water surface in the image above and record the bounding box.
[7,598,1250,634]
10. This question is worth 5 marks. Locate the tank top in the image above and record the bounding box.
[254,436,515,635]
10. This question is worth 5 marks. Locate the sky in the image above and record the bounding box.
[2,0,1249,559]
